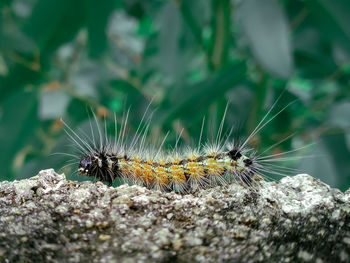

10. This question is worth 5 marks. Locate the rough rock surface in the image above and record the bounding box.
[0,169,349,263]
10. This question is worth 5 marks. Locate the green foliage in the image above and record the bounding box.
[0,0,350,190]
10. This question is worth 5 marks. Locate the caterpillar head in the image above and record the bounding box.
[78,156,94,176]
[228,148,256,185]
[78,152,118,186]
[228,148,254,167]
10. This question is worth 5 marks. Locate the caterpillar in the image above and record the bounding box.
[60,98,299,193]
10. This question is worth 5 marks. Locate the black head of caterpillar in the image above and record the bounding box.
[228,149,242,160]
[79,151,121,186]
[79,156,92,175]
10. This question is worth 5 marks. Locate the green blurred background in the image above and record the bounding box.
[1,0,350,191]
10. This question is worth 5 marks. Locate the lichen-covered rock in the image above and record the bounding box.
[0,169,349,263]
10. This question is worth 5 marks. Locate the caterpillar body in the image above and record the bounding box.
[62,99,296,193]
[78,146,258,191]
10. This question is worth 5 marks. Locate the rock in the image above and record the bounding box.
[0,169,349,263]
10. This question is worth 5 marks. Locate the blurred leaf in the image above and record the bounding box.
[327,101,350,129]
[293,23,338,78]
[209,0,231,69]
[24,0,85,52]
[326,100,350,152]
[0,64,41,103]
[238,0,293,78]
[333,44,350,66]
[109,79,151,127]
[108,11,144,66]
[0,90,39,180]
[0,23,38,54]
[17,129,78,181]
[287,77,313,102]
[39,88,71,120]
[345,133,350,153]
[72,60,108,98]
[138,16,153,36]
[0,0,86,102]
[299,143,338,188]
[123,0,147,18]
[322,134,350,191]
[157,61,246,125]
[295,51,338,79]
[177,0,209,48]
[156,1,182,82]
[226,85,254,126]
[308,0,350,55]
[0,55,9,76]
[86,0,114,58]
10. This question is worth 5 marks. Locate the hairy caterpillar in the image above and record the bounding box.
[60,98,299,193]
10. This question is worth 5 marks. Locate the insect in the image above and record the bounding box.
[59,96,302,193]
